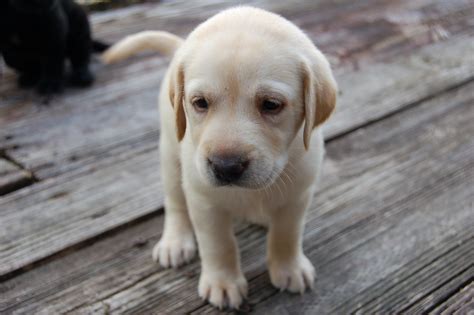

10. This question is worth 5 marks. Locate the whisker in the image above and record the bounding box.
[282,169,294,186]
[274,169,286,199]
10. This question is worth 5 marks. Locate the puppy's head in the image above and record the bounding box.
[170,7,337,189]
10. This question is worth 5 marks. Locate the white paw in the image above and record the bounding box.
[268,254,315,294]
[152,233,196,268]
[198,271,248,309]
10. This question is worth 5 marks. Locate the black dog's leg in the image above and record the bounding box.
[18,72,41,88]
[69,37,94,87]
[36,9,69,96]
[37,33,66,95]
[37,46,65,95]
[68,5,94,87]
[2,51,41,88]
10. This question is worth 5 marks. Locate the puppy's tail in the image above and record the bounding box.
[101,31,183,64]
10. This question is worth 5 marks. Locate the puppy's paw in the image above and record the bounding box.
[152,233,196,268]
[199,271,248,310]
[268,254,315,294]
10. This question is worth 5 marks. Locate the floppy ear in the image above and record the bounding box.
[168,64,186,141]
[302,54,337,150]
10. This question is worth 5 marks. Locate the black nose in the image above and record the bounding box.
[208,155,250,183]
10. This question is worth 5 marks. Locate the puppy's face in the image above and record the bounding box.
[187,41,302,189]
[170,20,336,189]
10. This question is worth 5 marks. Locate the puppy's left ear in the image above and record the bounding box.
[168,64,186,141]
[302,51,337,150]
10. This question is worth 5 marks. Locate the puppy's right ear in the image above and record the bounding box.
[168,64,186,141]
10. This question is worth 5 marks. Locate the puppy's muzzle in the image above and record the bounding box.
[208,154,250,184]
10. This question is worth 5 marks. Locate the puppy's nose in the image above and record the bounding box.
[208,154,250,183]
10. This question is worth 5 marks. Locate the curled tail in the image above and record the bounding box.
[101,31,183,64]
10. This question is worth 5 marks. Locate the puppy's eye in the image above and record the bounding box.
[261,99,283,114]
[192,97,209,112]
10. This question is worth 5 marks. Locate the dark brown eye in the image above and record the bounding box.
[192,97,208,112]
[261,99,283,114]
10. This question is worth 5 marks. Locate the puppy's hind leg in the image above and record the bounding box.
[152,138,196,268]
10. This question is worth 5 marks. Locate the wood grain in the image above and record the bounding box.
[405,271,473,315]
[2,81,472,315]
[429,282,474,315]
[0,146,161,277]
[332,236,473,314]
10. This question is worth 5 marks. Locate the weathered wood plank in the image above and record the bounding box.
[0,0,472,181]
[327,34,473,138]
[1,80,472,314]
[429,282,474,315]
[0,34,472,279]
[332,237,473,314]
[89,0,473,56]
[405,272,473,315]
[0,146,161,277]
[0,158,32,196]
[0,215,166,314]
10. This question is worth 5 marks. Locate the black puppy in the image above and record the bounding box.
[0,0,107,95]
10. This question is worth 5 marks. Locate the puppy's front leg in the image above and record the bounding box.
[152,140,196,268]
[267,190,315,293]
[189,204,247,309]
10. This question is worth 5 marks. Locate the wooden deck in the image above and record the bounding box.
[1,0,473,313]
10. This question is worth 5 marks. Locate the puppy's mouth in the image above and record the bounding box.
[211,175,275,189]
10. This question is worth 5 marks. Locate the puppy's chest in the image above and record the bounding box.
[216,190,286,226]
[235,199,270,226]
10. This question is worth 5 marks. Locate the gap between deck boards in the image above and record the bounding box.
[0,157,35,196]
[428,281,474,315]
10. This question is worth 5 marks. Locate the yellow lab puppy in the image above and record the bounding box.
[103,6,337,309]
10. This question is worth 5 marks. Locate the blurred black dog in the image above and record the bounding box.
[0,0,108,95]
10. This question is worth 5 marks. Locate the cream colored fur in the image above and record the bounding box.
[102,31,183,63]
[103,6,337,310]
